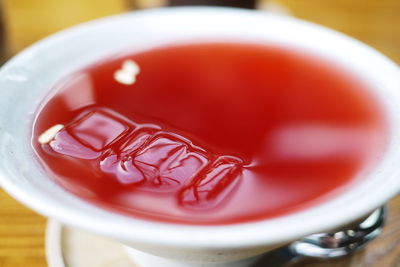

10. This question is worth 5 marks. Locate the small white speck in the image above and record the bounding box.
[114,59,140,85]
[122,60,140,74]
[38,124,64,144]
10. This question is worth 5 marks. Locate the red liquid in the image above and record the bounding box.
[33,42,386,224]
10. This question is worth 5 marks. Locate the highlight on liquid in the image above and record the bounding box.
[32,42,386,224]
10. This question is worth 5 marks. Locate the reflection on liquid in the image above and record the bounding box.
[58,73,96,111]
[266,125,379,160]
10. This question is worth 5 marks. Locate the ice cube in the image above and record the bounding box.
[99,130,207,187]
[179,155,243,209]
[134,134,209,190]
[99,128,156,185]
[49,130,101,159]
[119,128,157,156]
[100,154,145,185]
[67,109,131,151]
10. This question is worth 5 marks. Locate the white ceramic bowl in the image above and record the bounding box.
[1,7,400,267]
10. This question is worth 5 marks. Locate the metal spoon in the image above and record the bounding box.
[251,206,387,267]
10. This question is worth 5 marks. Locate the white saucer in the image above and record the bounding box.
[45,220,263,267]
[46,220,138,267]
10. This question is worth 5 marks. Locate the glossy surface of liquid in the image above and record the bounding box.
[33,43,386,224]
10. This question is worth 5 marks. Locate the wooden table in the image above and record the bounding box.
[1,0,399,266]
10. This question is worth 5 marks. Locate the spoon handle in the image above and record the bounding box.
[251,206,387,267]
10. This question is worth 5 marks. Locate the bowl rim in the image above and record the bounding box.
[1,6,400,249]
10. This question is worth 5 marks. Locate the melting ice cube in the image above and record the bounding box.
[45,107,244,208]
[68,109,131,151]
[49,130,101,159]
[100,153,145,185]
[134,134,209,190]
[99,129,156,185]
[179,156,243,209]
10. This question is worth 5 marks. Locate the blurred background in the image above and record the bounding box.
[0,0,399,266]
[2,0,400,63]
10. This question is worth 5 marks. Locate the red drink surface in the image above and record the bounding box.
[32,42,386,224]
